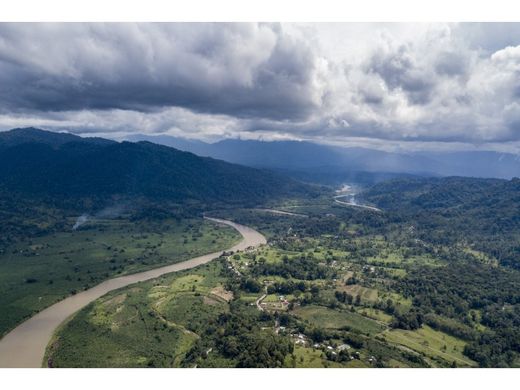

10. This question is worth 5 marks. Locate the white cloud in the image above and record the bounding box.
[1,23,520,152]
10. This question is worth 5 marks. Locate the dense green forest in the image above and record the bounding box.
[362,177,520,269]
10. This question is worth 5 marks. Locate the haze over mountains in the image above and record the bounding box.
[126,134,520,183]
[0,128,311,204]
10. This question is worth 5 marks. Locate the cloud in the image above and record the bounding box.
[366,43,436,105]
[0,23,520,152]
[0,23,321,121]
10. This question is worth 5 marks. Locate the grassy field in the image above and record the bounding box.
[378,291,413,309]
[233,245,349,266]
[380,267,407,278]
[359,307,393,324]
[382,325,476,367]
[293,305,385,335]
[284,345,327,367]
[46,288,200,367]
[284,345,370,368]
[341,284,379,303]
[253,247,300,264]
[366,252,403,265]
[0,218,240,336]
[45,261,232,367]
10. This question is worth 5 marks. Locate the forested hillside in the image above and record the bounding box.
[0,128,315,204]
[0,128,319,253]
[362,177,520,269]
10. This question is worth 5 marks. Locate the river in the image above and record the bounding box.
[0,217,266,368]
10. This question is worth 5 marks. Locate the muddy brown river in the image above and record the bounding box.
[0,217,266,368]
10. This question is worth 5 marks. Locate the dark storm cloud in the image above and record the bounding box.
[0,23,320,121]
[366,45,435,105]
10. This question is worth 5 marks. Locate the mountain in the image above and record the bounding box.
[0,127,115,148]
[125,134,209,154]
[418,151,520,179]
[126,135,350,169]
[0,128,314,205]
[125,134,520,181]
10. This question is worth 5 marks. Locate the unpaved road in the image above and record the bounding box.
[255,293,267,312]
[254,208,308,218]
[333,195,382,212]
[0,217,266,368]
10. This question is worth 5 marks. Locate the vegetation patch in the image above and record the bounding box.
[0,218,240,336]
[293,305,385,335]
[382,326,476,367]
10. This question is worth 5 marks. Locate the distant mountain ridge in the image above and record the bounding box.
[125,134,520,181]
[0,128,314,205]
[0,127,115,147]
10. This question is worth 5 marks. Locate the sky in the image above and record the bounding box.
[1,22,520,153]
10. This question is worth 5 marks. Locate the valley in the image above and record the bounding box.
[2,20,520,390]
[39,180,520,368]
[0,129,519,369]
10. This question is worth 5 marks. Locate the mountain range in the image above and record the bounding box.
[0,128,313,205]
[125,134,520,182]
